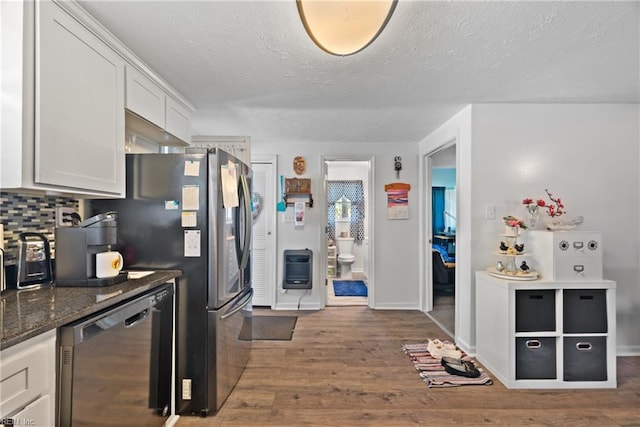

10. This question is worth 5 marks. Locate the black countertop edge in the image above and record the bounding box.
[1,270,181,351]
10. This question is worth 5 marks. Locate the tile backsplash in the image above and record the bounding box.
[0,192,78,263]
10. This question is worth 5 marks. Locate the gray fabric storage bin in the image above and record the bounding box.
[563,289,607,333]
[563,336,607,381]
[516,337,557,379]
[516,290,556,332]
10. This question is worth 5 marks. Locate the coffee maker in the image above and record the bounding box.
[55,212,127,287]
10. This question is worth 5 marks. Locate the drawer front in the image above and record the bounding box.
[8,394,51,427]
[554,256,602,281]
[554,233,602,258]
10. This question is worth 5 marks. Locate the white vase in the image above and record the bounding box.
[505,226,519,237]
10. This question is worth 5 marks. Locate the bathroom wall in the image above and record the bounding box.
[327,161,369,275]
[0,192,78,263]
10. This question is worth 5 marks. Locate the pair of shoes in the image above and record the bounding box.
[427,339,462,360]
[440,356,481,378]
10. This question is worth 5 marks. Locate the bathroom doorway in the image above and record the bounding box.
[322,158,373,308]
[426,144,457,336]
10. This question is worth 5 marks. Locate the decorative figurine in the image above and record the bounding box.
[496,261,505,272]
[499,241,509,253]
[520,261,530,272]
[514,243,525,253]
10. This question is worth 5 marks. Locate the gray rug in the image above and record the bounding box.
[240,316,297,340]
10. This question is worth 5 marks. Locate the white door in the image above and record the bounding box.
[250,158,276,307]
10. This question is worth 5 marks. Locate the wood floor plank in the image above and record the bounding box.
[175,306,640,426]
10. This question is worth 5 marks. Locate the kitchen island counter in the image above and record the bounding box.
[0,270,181,350]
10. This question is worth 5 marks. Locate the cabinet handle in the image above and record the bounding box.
[573,241,584,250]
[576,342,592,351]
[525,340,541,349]
[573,265,585,273]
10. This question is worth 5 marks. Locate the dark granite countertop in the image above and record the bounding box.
[0,270,181,350]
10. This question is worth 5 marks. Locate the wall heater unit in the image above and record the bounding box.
[283,249,312,289]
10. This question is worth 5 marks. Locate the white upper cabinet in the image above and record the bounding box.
[125,66,165,129]
[1,0,125,197]
[1,0,194,197]
[165,95,192,144]
[125,65,193,146]
[36,1,125,195]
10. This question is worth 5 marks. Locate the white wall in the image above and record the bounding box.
[420,103,640,355]
[252,141,420,310]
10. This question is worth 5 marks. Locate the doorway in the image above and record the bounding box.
[322,158,373,308]
[250,155,277,308]
[426,144,457,336]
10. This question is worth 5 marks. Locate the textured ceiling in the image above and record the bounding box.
[78,1,639,145]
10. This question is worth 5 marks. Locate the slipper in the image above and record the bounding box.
[440,357,481,378]
[427,339,462,360]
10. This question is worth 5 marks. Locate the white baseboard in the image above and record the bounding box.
[373,303,421,310]
[616,345,640,356]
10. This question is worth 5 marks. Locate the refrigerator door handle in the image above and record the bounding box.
[220,288,253,320]
[238,174,252,270]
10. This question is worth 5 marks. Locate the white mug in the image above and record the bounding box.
[96,251,123,278]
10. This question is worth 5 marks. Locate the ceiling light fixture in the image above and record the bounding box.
[297,0,398,56]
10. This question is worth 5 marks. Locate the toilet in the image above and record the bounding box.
[335,237,356,279]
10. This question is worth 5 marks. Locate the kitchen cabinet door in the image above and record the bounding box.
[36,0,125,195]
[0,330,56,426]
[125,65,165,129]
[165,95,192,144]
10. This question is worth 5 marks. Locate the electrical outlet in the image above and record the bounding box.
[56,207,77,227]
[182,379,192,400]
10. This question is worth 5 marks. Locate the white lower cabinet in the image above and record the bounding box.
[0,330,56,426]
[475,271,616,389]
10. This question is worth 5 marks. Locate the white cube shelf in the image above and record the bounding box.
[475,271,616,389]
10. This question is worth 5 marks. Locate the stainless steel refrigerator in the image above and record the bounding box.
[89,149,253,416]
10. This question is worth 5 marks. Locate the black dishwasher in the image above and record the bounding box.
[57,283,174,427]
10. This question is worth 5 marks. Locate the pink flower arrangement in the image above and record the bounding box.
[522,198,546,212]
[503,215,527,229]
[523,189,565,217]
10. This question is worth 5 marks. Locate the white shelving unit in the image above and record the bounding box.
[475,271,616,389]
[327,246,337,277]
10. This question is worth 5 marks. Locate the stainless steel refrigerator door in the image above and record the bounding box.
[207,288,253,411]
[208,150,252,309]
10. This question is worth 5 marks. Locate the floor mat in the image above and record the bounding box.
[333,280,368,296]
[240,316,297,340]
[402,341,493,387]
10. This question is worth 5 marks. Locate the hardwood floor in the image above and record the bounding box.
[176,307,640,426]
[428,293,455,337]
